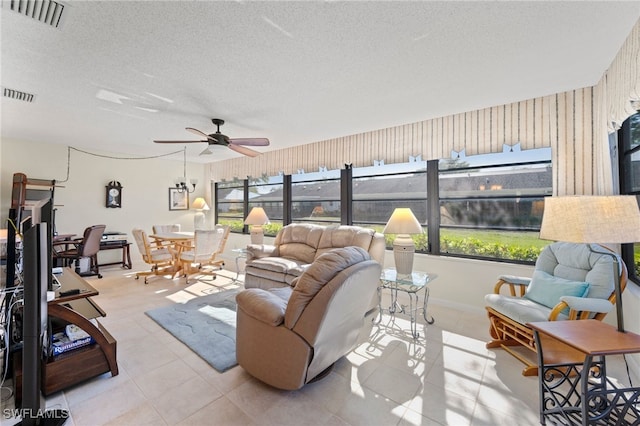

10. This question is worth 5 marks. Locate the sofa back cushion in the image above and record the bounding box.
[535,242,617,300]
[275,224,324,264]
[316,225,385,264]
[285,246,371,329]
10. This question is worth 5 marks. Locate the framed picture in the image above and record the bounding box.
[169,188,189,211]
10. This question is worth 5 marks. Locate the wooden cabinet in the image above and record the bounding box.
[14,268,118,402]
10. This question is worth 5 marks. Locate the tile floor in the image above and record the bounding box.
[2,264,635,425]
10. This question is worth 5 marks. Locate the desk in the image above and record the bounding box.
[529,320,640,425]
[378,268,436,339]
[99,240,132,269]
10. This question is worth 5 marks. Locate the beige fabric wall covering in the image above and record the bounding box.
[208,19,639,198]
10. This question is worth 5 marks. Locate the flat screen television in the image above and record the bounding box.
[19,221,68,425]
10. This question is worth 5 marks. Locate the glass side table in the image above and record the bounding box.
[231,248,248,281]
[378,268,436,338]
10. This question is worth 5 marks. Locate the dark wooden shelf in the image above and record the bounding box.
[13,268,118,404]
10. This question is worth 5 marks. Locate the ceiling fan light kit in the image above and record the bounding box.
[154,118,270,158]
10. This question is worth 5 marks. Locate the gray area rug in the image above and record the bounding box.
[145,289,239,372]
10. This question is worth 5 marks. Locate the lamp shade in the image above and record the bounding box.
[192,197,210,211]
[540,195,640,243]
[244,207,270,225]
[383,208,423,235]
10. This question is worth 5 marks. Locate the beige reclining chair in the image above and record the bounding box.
[235,246,382,390]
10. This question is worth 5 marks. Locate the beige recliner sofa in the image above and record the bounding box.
[235,246,382,390]
[244,223,385,290]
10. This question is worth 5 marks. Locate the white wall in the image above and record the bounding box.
[1,138,209,263]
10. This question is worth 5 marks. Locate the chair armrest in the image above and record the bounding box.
[494,275,531,296]
[236,289,287,326]
[246,244,277,262]
[560,296,614,314]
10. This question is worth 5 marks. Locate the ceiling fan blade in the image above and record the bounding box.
[154,140,207,144]
[186,127,212,140]
[228,144,261,157]
[229,138,270,146]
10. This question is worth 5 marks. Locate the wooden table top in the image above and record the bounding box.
[528,320,640,356]
[150,231,194,241]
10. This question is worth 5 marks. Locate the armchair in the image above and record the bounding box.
[132,228,175,284]
[53,224,106,278]
[235,246,382,390]
[485,242,627,376]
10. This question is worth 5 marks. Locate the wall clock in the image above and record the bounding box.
[106,180,122,208]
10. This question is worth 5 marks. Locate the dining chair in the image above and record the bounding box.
[176,225,230,283]
[131,228,175,284]
[53,224,106,278]
[151,224,182,249]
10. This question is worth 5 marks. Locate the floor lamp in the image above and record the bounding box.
[192,197,209,230]
[539,195,640,332]
[244,207,270,244]
[383,208,423,277]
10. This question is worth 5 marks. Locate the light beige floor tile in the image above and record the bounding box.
[225,377,290,419]
[103,401,167,426]
[149,375,222,424]
[363,364,423,404]
[261,389,334,426]
[334,387,408,426]
[404,391,475,426]
[134,358,199,399]
[68,379,147,425]
[177,396,256,426]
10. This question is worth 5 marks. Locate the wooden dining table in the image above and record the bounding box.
[149,231,195,276]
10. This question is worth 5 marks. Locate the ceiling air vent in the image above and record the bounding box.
[4,0,66,28]
[3,88,36,103]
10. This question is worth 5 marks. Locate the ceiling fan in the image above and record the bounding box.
[154,118,269,157]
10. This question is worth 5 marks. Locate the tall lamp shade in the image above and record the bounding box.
[383,208,423,276]
[244,207,270,244]
[192,197,210,230]
[539,195,640,332]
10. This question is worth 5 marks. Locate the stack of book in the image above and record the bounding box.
[51,324,95,356]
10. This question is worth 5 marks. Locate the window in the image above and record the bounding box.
[214,147,552,263]
[439,148,552,262]
[352,162,428,250]
[215,179,245,232]
[247,175,284,237]
[619,111,640,284]
[291,169,341,226]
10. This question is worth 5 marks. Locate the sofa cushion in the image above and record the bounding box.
[275,224,324,264]
[285,247,371,329]
[535,242,616,300]
[485,293,569,323]
[245,257,310,287]
[316,226,376,259]
[524,270,590,313]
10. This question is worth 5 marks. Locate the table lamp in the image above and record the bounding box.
[244,207,270,244]
[192,197,210,230]
[383,208,423,277]
[539,195,640,332]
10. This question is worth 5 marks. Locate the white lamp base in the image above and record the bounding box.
[250,226,264,245]
[393,234,415,277]
[194,211,206,230]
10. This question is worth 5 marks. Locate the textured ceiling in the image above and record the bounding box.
[2,1,639,163]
